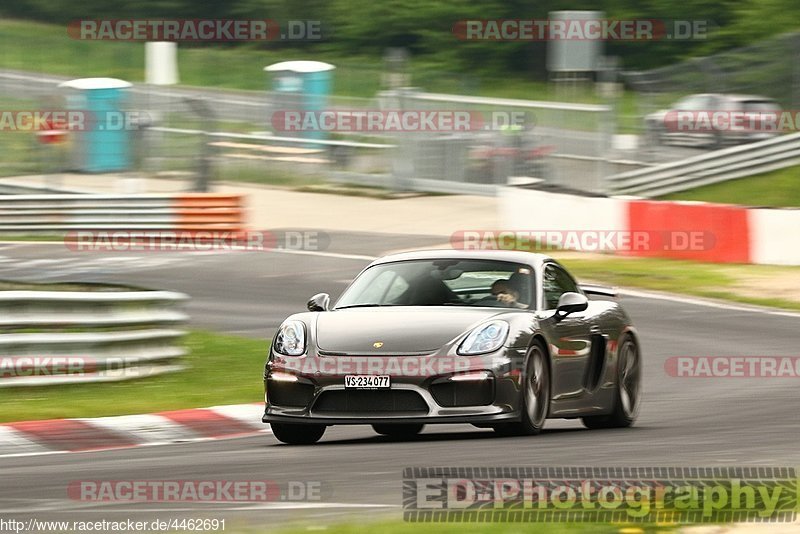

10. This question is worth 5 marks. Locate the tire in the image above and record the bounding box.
[270,422,326,445]
[493,341,550,436]
[582,334,641,430]
[372,424,424,439]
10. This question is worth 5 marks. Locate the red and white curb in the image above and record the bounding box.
[0,403,268,457]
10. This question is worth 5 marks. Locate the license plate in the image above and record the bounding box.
[344,375,390,389]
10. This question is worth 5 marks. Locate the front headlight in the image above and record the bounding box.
[457,320,509,355]
[274,320,306,356]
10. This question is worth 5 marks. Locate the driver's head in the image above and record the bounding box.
[491,279,513,296]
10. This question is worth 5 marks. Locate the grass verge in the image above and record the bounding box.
[0,19,639,129]
[553,253,800,311]
[660,164,800,207]
[0,330,266,423]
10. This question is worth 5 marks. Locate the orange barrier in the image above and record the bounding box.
[173,194,246,233]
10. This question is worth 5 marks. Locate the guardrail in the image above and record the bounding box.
[0,193,245,233]
[0,289,188,387]
[607,132,800,197]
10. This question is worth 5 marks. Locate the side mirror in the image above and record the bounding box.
[555,292,588,319]
[307,293,330,312]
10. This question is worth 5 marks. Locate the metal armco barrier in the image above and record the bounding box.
[0,289,188,387]
[608,132,800,197]
[0,193,245,232]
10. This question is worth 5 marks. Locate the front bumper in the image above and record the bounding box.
[262,411,521,425]
[263,348,525,425]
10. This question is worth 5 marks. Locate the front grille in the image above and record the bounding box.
[313,390,429,414]
[267,381,315,407]
[430,379,494,407]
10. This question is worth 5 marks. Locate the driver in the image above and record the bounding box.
[491,279,520,306]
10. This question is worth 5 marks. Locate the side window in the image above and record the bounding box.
[543,265,579,310]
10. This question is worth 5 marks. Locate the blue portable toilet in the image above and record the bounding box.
[58,77,133,173]
[264,61,335,141]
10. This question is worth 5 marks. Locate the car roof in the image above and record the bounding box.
[368,249,553,267]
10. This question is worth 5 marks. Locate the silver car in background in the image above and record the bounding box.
[645,93,782,147]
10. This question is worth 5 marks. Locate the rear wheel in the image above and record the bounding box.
[582,335,641,429]
[372,424,424,439]
[494,341,550,436]
[270,422,326,445]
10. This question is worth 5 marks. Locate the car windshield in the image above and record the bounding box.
[335,259,533,309]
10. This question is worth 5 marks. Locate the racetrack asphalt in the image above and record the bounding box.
[0,233,798,529]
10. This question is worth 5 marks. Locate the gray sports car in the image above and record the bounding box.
[263,250,641,444]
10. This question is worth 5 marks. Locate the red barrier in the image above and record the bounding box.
[626,200,750,263]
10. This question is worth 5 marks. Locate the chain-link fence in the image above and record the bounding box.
[382,90,613,194]
[0,68,621,195]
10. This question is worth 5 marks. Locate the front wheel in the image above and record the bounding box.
[582,335,641,429]
[494,341,550,436]
[270,422,326,445]
[372,424,424,439]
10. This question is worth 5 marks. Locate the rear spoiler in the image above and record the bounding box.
[580,284,618,298]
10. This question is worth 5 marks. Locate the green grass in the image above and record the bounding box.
[557,254,800,311]
[0,19,636,114]
[0,330,266,423]
[660,164,800,207]
[0,20,452,95]
[215,165,326,187]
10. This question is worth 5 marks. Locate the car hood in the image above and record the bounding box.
[315,307,508,354]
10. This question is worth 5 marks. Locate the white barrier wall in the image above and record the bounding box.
[499,187,627,252]
[749,209,800,266]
